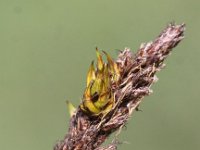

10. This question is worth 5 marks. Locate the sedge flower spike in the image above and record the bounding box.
[54,23,185,150]
[80,48,120,116]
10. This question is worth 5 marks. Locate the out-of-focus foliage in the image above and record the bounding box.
[0,0,199,150]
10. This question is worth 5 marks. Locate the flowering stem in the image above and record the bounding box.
[54,23,185,150]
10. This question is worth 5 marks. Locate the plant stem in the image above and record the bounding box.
[54,23,185,150]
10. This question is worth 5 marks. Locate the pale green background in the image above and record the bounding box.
[0,0,199,150]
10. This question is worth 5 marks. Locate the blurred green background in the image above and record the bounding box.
[0,0,199,150]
